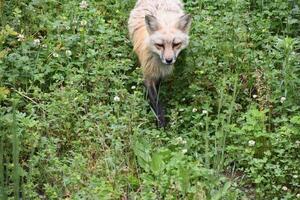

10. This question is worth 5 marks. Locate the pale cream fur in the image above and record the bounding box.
[128,0,188,80]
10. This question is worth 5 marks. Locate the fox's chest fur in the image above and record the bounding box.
[128,0,186,80]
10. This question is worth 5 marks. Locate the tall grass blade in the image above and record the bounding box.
[0,130,7,200]
[11,101,20,200]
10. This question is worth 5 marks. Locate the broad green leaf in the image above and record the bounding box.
[150,151,164,174]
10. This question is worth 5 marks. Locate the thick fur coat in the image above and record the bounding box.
[128,0,189,80]
[128,0,191,127]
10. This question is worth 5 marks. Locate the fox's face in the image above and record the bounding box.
[145,14,192,65]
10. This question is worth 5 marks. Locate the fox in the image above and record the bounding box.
[128,0,192,127]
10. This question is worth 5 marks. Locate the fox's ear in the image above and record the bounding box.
[145,15,160,33]
[177,14,192,33]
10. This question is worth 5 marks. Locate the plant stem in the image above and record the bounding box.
[12,101,20,200]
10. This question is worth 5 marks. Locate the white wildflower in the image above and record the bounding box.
[202,110,208,115]
[176,137,186,145]
[181,98,186,102]
[182,149,188,154]
[80,20,87,26]
[282,186,288,191]
[42,44,47,48]
[176,137,183,143]
[122,166,129,172]
[65,50,72,56]
[131,86,136,90]
[114,96,120,102]
[79,1,88,9]
[252,94,258,99]
[192,108,198,113]
[65,25,71,30]
[52,52,59,58]
[296,140,300,147]
[293,175,298,179]
[280,96,286,103]
[297,194,300,198]
[206,16,212,22]
[179,108,184,112]
[33,39,40,46]
[248,140,255,147]
[17,34,25,41]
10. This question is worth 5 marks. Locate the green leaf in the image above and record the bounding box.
[150,151,164,174]
[0,87,10,100]
[132,137,151,172]
[178,166,190,193]
[211,182,231,200]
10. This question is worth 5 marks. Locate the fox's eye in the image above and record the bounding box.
[155,43,164,49]
[173,42,182,48]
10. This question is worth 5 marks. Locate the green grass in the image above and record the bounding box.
[0,0,300,199]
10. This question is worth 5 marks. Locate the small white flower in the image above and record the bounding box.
[282,186,288,191]
[114,96,120,102]
[176,137,183,142]
[17,34,25,41]
[179,108,184,112]
[293,175,298,179]
[181,98,186,102]
[177,137,186,144]
[297,193,300,198]
[202,110,208,115]
[42,44,47,48]
[131,86,136,90]
[65,50,72,56]
[65,25,71,30]
[80,20,87,26]
[52,52,59,58]
[295,140,300,146]
[176,137,186,145]
[80,1,88,9]
[206,16,212,22]
[192,108,198,113]
[182,149,188,154]
[33,39,40,46]
[280,96,286,103]
[252,94,258,99]
[248,140,255,147]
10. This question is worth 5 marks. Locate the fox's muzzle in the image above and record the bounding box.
[162,45,177,65]
[165,58,173,64]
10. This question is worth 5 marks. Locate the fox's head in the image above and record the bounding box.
[145,13,192,65]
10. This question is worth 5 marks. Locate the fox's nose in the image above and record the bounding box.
[165,58,173,64]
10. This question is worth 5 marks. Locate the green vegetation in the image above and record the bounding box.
[1,0,300,199]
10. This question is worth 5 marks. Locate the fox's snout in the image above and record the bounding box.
[161,46,176,65]
[165,58,173,64]
[162,55,175,65]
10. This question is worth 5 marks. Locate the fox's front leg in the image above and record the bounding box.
[144,79,166,128]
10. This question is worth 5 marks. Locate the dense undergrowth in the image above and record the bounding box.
[1,0,300,199]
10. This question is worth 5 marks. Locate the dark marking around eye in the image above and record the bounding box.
[173,42,182,48]
[155,43,164,49]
